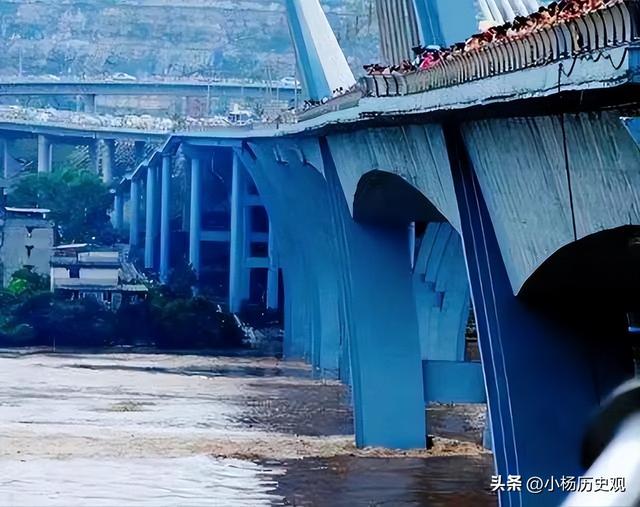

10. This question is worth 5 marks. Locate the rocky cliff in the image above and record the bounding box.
[0,0,379,80]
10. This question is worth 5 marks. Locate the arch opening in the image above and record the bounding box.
[353,169,482,405]
[353,170,446,226]
[520,225,640,384]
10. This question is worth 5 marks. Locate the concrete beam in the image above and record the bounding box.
[201,230,231,242]
[245,257,269,269]
[285,0,355,100]
[422,360,486,404]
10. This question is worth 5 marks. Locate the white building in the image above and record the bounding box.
[50,244,147,309]
[0,207,54,287]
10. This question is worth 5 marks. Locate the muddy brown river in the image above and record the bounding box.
[0,351,496,506]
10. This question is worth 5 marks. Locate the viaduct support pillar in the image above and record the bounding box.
[0,138,10,179]
[134,141,146,165]
[84,94,97,113]
[408,221,416,269]
[444,125,633,507]
[412,221,483,408]
[159,154,172,284]
[129,178,141,247]
[113,191,124,232]
[189,158,202,276]
[102,139,115,185]
[37,135,52,174]
[89,140,101,176]
[144,164,157,269]
[229,153,251,313]
[266,219,279,310]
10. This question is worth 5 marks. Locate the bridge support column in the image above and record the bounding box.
[239,140,426,448]
[266,219,279,310]
[229,153,251,312]
[84,94,97,114]
[89,140,101,176]
[144,164,157,270]
[0,138,10,179]
[113,191,124,232]
[129,178,141,247]
[444,125,633,507]
[159,154,172,284]
[323,139,426,446]
[408,221,416,269]
[134,141,146,165]
[37,135,51,174]
[102,139,115,185]
[412,222,483,406]
[189,158,202,276]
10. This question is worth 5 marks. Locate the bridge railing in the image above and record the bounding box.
[360,0,640,98]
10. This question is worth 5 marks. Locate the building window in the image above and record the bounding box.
[69,266,80,279]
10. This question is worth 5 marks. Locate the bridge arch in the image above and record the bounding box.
[352,168,483,407]
[521,225,640,302]
[353,170,447,226]
[518,225,640,397]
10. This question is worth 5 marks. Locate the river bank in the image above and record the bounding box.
[0,351,495,506]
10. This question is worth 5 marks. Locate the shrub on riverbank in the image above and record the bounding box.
[0,272,245,350]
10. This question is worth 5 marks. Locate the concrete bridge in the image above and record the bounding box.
[10,0,640,505]
[109,2,640,505]
[0,109,259,184]
[0,79,300,113]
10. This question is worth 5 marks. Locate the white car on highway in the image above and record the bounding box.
[279,77,299,87]
[111,72,137,82]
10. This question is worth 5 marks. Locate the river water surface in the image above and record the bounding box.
[0,351,495,506]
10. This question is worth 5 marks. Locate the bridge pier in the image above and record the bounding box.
[102,139,115,185]
[129,178,141,247]
[189,157,202,276]
[0,138,10,179]
[134,141,146,165]
[113,190,124,232]
[37,135,52,174]
[239,139,426,447]
[238,144,340,376]
[413,222,484,405]
[266,220,279,310]
[159,153,172,284]
[144,164,157,270]
[229,153,251,313]
[86,94,96,114]
[325,126,485,413]
[444,117,640,506]
[88,140,101,176]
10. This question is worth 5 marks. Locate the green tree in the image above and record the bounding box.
[8,169,116,244]
[6,268,50,297]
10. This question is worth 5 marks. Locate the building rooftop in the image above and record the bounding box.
[5,207,51,217]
